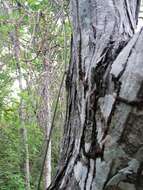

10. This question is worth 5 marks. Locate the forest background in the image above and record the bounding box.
[0,0,71,189]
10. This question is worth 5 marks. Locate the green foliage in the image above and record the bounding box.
[0,0,70,188]
[0,122,25,190]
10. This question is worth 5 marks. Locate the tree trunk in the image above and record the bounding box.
[20,121,31,190]
[48,1,143,190]
[37,59,52,189]
[3,2,31,189]
[9,22,31,190]
[13,33,31,190]
[44,85,52,189]
[138,0,143,31]
[44,115,52,189]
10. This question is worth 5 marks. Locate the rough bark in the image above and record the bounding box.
[48,1,143,190]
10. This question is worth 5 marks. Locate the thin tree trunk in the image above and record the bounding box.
[10,25,31,190]
[48,1,143,190]
[3,1,31,188]
[44,100,52,189]
[44,81,52,189]
[138,0,143,30]
[21,121,31,190]
[37,59,52,189]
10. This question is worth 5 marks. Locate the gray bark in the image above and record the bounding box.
[48,1,143,190]
[137,0,143,31]
[4,1,31,187]
[11,28,31,190]
[10,28,31,190]
[37,59,52,189]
